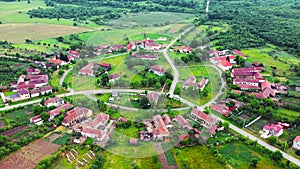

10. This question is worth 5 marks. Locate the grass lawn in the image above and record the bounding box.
[242,48,291,75]
[114,126,139,138]
[0,97,4,108]
[108,12,193,27]
[218,142,282,169]
[178,65,221,105]
[93,93,111,102]
[173,146,225,169]
[12,43,55,52]
[273,108,300,121]
[49,70,69,94]
[52,133,71,146]
[4,91,17,97]
[103,151,161,169]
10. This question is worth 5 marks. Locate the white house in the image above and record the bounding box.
[150,65,166,76]
[44,97,64,107]
[293,136,300,150]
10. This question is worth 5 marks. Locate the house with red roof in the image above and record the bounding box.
[48,103,73,120]
[109,74,120,83]
[30,115,43,125]
[27,68,41,75]
[162,114,172,128]
[62,107,93,127]
[27,74,49,87]
[262,123,283,138]
[179,46,193,53]
[81,128,104,141]
[147,92,159,105]
[233,78,260,89]
[87,113,109,129]
[232,67,263,73]
[17,89,30,100]
[30,85,52,98]
[293,136,300,150]
[190,109,216,127]
[218,59,232,71]
[99,62,111,70]
[210,104,230,117]
[129,138,139,145]
[149,65,166,76]
[175,115,188,128]
[183,76,209,91]
[78,62,98,76]
[44,97,64,107]
[152,115,169,140]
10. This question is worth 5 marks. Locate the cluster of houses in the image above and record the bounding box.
[230,67,287,100]
[78,62,111,76]
[170,45,193,54]
[210,98,246,117]
[210,49,247,71]
[6,68,52,102]
[183,76,209,91]
[49,50,79,65]
[127,38,162,51]
[96,44,125,55]
[260,122,290,138]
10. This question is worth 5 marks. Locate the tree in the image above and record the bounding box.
[140,97,150,109]
[40,112,50,121]
[268,136,278,145]
[271,150,283,161]
[58,69,64,76]
[97,99,106,112]
[222,121,230,131]
[250,158,258,167]
[101,73,109,87]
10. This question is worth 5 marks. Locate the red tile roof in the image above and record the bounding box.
[294,136,300,142]
[48,103,73,117]
[150,65,166,73]
[176,115,187,127]
[147,92,159,102]
[30,85,52,95]
[179,134,189,141]
[63,107,91,124]
[232,67,262,73]
[219,60,232,67]
[210,104,229,117]
[82,128,102,138]
[191,109,216,123]
[233,49,246,58]
[44,97,62,106]
[100,62,111,68]
[88,113,109,128]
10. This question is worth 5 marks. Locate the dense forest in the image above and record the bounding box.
[203,0,300,56]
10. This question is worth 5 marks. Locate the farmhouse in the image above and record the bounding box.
[232,67,263,73]
[68,50,80,59]
[162,114,173,128]
[87,113,109,129]
[293,136,300,150]
[210,104,230,117]
[27,74,49,88]
[30,86,52,98]
[147,92,159,105]
[262,123,283,138]
[233,78,260,89]
[152,115,169,140]
[48,103,73,120]
[81,128,104,141]
[183,76,209,91]
[179,46,192,53]
[44,97,64,107]
[149,65,166,76]
[62,107,93,127]
[17,89,30,100]
[174,115,188,128]
[30,115,43,125]
[99,62,111,70]
[78,62,98,76]
[190,109,216,128]
[109,74,120,83]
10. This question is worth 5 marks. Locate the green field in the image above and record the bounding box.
[114,126,139,138]
[108,12,193,27]
[218,142,282,169]
[52,133,71,146]
[178,65,221,105]
[273,108,300,121]
[173,146,225,169]
[103,151,161,169]
[93,93,111,102]
[5,108,31,124]
[0,96,4,108]
[49,70,69,94]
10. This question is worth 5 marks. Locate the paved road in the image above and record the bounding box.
[60,68,73,86]
[162,26,194,96]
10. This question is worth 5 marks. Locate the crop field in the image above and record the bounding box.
[0,140,60,169]
[168,24,187,33]
[242,48,292,75]
[173,146,225,169]
[52,133,71,146]
[81,25,174,45]
[218,142,282,169]
[49,147,97,169]
[108,12,193,27]
[273,108,300,121]
[102,151,161,169]
[0,23,92,43]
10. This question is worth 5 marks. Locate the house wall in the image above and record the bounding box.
[293,141,300,150]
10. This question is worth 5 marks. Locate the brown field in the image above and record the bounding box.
[0,23,92,43]
[1,125,30,137]
[168,24,186,33]
[0,140,60,169]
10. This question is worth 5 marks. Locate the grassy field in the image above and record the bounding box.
[0,96,4,108]
[5,107,32,125]
[108,12,193,27]
[81,25,174,45]
[218,142,282,169]
[93,93,111,102]
[242,48,292,75]
[273,108,300,121]
[103,151,161,169]
[177,65,221,105]
[52,133,71,146]
[0,23,92,43]
[49,70,69,94]
[173,146,225,169]
[114,126,139,138]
